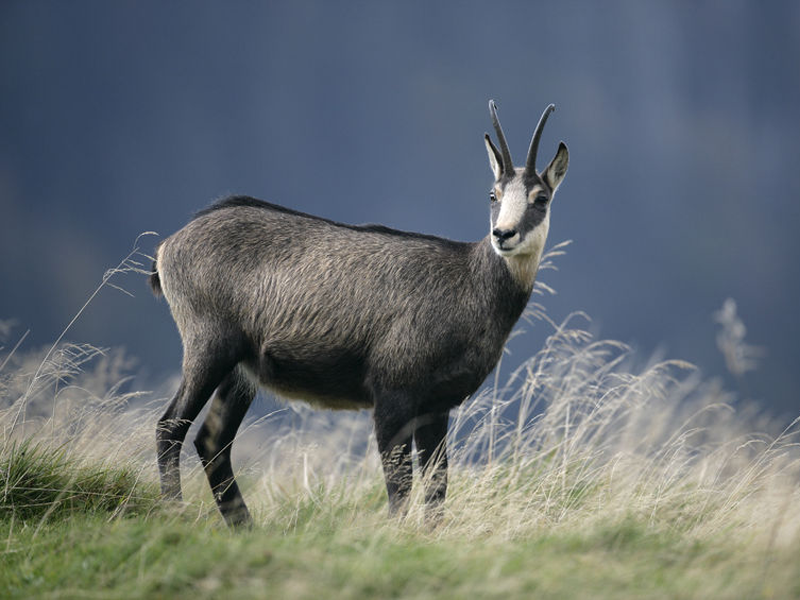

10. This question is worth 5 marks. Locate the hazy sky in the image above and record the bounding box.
[1,2,798,419]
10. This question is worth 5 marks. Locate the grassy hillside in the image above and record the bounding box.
[1,301,799,598]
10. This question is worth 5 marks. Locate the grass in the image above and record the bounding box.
[1,441,159,522]
[1,484,798,599]
[1,251,798,598]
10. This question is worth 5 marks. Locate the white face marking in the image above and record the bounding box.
[490,173,548,258]
[494,178,527,234]
[489,173,552,288]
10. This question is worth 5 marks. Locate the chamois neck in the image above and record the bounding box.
[503,252,541,291]
[466,238,534,343]
[473,237,541,295]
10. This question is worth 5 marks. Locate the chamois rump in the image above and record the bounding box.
[150,101,569,527]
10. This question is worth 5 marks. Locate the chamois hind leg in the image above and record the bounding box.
[373,394,416,517]
[156,340,239,501]
[194,367,256,528]
[414,411,449,525]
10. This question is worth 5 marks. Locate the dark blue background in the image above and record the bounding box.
[1,2,798,419]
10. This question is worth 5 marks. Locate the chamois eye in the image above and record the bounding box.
[489,191,498,203]
[533,194,548,207]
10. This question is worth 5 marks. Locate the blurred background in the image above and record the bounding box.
[1,2,798,420]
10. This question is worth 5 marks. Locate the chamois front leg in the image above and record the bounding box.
[373,394,416,517]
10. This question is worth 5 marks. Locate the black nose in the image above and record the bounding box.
[492,228,517,241]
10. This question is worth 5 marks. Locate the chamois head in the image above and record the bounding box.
[484,101,569,258]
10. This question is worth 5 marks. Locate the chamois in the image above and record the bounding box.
[150,101,569,527]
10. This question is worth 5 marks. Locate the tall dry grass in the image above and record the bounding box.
[1,240,798,560]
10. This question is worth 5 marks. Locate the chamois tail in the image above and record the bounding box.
[149,259,163,297]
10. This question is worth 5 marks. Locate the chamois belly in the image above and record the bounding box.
[241,330,505,413]
[247,348,373,410]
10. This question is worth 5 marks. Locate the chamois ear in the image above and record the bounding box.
[484,134,504,181]
[544,141,569,193]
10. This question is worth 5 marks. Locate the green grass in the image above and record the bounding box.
[1,297,799,598]
[1,461,798,600]
[1,441,159,522]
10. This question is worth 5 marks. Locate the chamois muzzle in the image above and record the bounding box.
[492,227,521,253]
[492,228,517,242]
